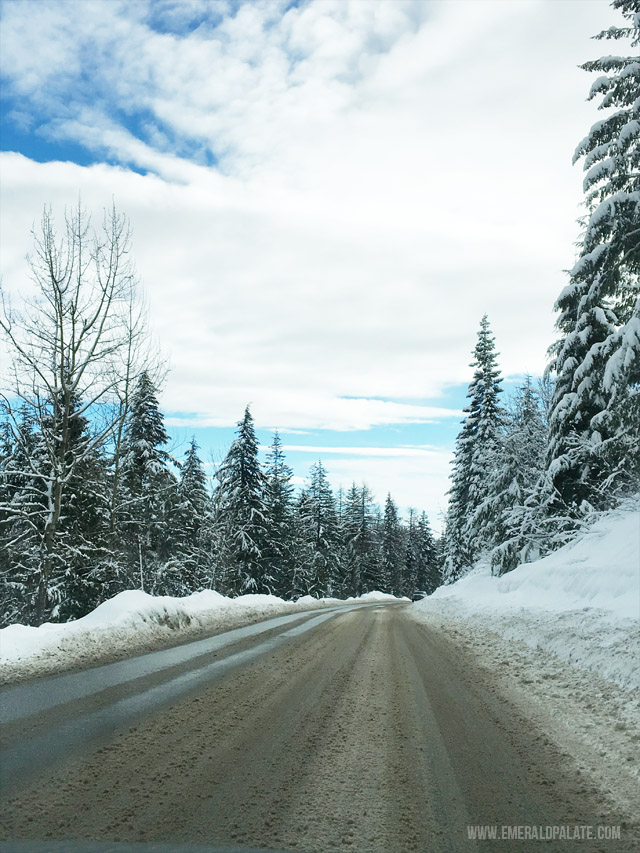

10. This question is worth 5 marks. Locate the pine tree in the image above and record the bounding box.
[343,483,383,594]
[382,494,404,595]
[122,372,170,487]
[487,378,548,575]
[298,461,340,596]
[0,406,45,625]
[547,2,639,512]
[443,316,503,581]
[171,437,212,592]
[214,406,268,595]
[120,371,177,592]
[332,485,350,596]
[51,393,110,620]
[263,432,296,598]
[178,438,209,527]
[0,391,111,623]
[341,484,362,596]
[404,508,420,596]
[289,489,315,598]
[415,511,439,594]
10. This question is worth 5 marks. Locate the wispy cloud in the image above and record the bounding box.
[166,399,460,431]
[277,445,446,458]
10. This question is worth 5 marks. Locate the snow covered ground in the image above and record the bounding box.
[0,588,401,684]
[414,502,640,689]
[411,501,640,819]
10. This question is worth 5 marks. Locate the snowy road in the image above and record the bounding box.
[0,604,635,852]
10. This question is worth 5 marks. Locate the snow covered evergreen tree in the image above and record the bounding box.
[0,406,45,625]
[48,394,110,620]
[487,378,548,575]
[405,509,439,594]
[443,316,503,581]
[171,437,212,592]
[0,390,111,622]
[547,2,639,513]
[343,483,383,594]
[263,432,296,598]
[404,508,420,596]
[289,489,315,598]
[214,406,268,595]
[297,461,340,596]
[120,370,177,592]
[382,494,404,595]
[415,511,440,594]
[341,483,362,596]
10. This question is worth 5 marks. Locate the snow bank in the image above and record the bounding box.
[346,590,408,603]
[0,590,293,675]
[296,591,405,605]
[413,504,640,689]
[0,589,406,683]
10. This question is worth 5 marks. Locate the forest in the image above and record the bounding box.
[0,1,638,627]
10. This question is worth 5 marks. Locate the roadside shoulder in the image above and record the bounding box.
[410,606,640,825]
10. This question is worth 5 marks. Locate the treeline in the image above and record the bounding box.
[442,3,639,581]
[442,317,558,580]
[0,274,440,626]
[443,299,638,582]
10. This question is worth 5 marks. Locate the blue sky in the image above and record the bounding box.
[0,0,612,527]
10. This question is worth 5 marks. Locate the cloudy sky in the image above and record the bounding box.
[0,0,612,526]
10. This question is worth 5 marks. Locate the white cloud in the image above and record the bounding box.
[0,0,615,509]
[277,445,447,458]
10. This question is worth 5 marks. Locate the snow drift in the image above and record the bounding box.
[413,503,640,689]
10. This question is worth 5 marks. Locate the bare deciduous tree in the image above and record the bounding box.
[0,202,149,624]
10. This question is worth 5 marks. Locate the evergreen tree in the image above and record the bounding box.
[178,438,209,527]
[0,406,45,625]
[382,494,404,595]
[547,2,640,512]
[171,437,212,592]
[122,372,171,487]
[415,511,439,594]
[51,394,110,620]
[263,432,296,597]
[329,485,346,595]
[1,392,110,623]
[120,370,177,591]
[299,461,340,596]
[443,316,503,581]
[343,483,383,594]
[214,406,268,595]
[290,489,316,598]
[404,508,420,596]
[486,378,548,575]
[342,484,362,596]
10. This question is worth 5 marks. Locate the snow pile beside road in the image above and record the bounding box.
[350,590,407,602]
[295,591,403,606]
[0,589,295,679]
[413,504,640,689]
[0,589,404,683]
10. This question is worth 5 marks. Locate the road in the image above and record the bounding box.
[0,603,633,852]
